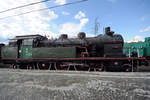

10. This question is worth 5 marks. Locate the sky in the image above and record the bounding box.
[0,0,150,43]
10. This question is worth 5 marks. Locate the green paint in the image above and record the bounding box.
[124,37,150,57]
[1,46,17,58]
[22,46,32,58]
[146,47,150,56]
[124,42,145,56]
[32,47,76,58]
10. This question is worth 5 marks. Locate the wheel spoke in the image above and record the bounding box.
[68,65,70,70]
[74,65,77,71]
[54,63,57,70]
[49,63,52,70]
[88,67,90,71]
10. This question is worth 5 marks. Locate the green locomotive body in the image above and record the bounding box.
[2,46,77,59]
[0,27,141,71]
[1,35,80,60]
[124,37,150,58]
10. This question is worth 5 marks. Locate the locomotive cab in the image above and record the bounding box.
[1,35,44,61]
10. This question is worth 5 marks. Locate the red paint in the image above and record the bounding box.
[2,57,146,62]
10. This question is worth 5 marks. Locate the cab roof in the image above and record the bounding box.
[10,34,44,40]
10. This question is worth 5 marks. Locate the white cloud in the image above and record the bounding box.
[133,35,144,42]
[74,11,85,20]
[140,26,150,33]
[60,11,89,37]
[60,18,89,37]
[55,0,66,5]
[62,11,70,16]
[0,0,58,40]
[126,35,144,43]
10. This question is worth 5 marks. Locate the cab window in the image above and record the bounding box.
[23,39,33,46]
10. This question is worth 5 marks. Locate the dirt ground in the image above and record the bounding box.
[0,69,150,100]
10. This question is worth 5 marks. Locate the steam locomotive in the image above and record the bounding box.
[0,27,142,71]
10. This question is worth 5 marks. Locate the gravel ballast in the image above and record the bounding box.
[0,69,150,100]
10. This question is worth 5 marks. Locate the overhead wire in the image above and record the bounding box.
[0,0,88,20]
[0,0,52,14]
